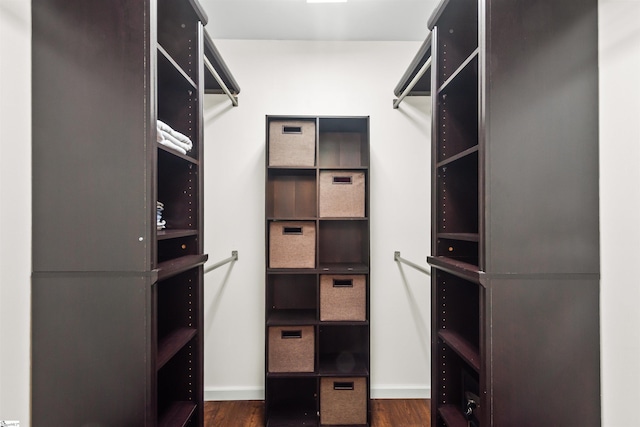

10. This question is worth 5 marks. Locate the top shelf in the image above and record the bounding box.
[429,0,478,83]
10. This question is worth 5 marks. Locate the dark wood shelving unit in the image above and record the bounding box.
[265,116,371,426]
[32,1,239,425]
[421,0,601,425]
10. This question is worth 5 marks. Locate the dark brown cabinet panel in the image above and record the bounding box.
[31,0,214,425]
[425,0,600,425]
[265,116,371,426]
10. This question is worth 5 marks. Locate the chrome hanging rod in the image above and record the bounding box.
[204,250,238,274]
[204,55,239,107]
[394,251,431,276]
[393,56,432,109]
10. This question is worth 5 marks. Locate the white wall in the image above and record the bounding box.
[0,0,31,425]
[201,40,432,400]
[1,1,639,425]
[599,1,640,426]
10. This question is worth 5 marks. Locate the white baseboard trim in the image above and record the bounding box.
[371,385,431,399]
[205,386,264,401]
[204,385,430,401]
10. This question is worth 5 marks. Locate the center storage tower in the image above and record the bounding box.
[265,116,371,426]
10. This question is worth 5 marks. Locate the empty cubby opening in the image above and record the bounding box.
[437,238,479,266]
[157,336,199,417]
[319,325,369,375]
[435,344,480,424]
[157,269,199,339]
[157,0,200,83]
[318,220,369,269]
[157,151,198,229]
[434,0,479,83]
[267,274,317,323]
[435,270,480,351]
[318,117,369,168]
[267,169,317,218]
[437,152,479,235]
[437,60,479,162]
[266,377,318,423]
[157,235,199,263]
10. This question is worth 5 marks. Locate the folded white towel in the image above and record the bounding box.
[161,130,192,152]
[157,120,193,148]
[158,137,187,155]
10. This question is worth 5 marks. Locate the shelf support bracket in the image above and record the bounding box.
[204,55,239,107]
[394,251,431,276]
[393,56,432,109]
[204,250,239,274]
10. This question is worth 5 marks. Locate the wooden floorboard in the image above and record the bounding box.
[204,399,431,427]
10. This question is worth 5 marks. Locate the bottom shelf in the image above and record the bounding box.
[159,401,197,427]
[438,404,467,427]
[267,409,318,427]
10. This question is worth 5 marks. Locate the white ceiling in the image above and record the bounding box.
[200,0,440,41]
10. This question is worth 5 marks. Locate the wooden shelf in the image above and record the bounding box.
[438,330,480,372]
[427,256,482,285]
[268,310,317,326]
[157,143,200,165]
[438,404,467,427]
[266,411,318,427]
[318,263,370,274]
[267,371,319,379]
[157,44,197,90]
[319,217,369,221]
[438,48,478,94]
[157,254,208,281]
[436,146,478,169]
[157,327,197,370]
[157,229,198,240]
[437,233,479,242]
[158,401,197,427]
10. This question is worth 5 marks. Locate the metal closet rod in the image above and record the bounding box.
[204,250,238,274]
[204,55,239,107]
[394,251,431,276]
[393,56,432,109]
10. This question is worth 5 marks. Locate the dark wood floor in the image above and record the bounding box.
[204,399,431,426]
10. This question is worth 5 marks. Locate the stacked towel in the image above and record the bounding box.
[157,201,166,230]
[157,120,193,154]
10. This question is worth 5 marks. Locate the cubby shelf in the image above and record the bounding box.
[157,229,199,240]
[158,144,201,165]
[438,330,480,372]
[157,328,198,370]
[265,116,371,426]
[437,405,467,427]
[158,401,198,427]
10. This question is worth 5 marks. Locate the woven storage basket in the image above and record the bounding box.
[269,120,316,166]
[268,326,315,373]
[319,171,365,217]
[320,377,367,425]
[320,275,366,321]
[269,221,316,268]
